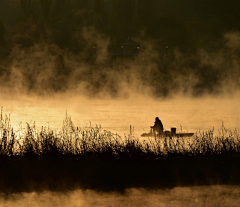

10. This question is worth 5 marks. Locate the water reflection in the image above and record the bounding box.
[2,95,240,137]
[1,185,240,207]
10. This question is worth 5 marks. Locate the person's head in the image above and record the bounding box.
[155,117,160,121]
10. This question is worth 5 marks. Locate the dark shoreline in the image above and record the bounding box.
[0,155,240,194]
[1,113,240,195]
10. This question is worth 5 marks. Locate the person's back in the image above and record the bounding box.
[153,117,163,135]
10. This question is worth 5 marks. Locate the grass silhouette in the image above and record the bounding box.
[0,108,240,194]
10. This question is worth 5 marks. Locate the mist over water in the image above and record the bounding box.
[1,0,240,99]
[1,32,240,98]
[1,94,240,137]
[1,185,240,207]
[1,26,240,99]
[1,2,240,206]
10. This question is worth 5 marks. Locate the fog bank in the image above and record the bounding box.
[1,186,240,207]
[1,29,240,99]
[1,1,240,99]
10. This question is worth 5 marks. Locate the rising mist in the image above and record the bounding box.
[0,0,240,99]
[1,186,240,207]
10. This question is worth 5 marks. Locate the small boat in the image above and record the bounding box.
[141,127,194,138]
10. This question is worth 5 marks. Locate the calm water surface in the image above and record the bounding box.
[1,95,240,137]
[1,185,240,207]
[1,95,240,206]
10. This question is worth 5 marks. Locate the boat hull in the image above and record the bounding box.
[141,131,194,138]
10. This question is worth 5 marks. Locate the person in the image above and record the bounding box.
[151,117,164,136]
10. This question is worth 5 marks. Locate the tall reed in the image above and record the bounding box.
[1,108,240,159]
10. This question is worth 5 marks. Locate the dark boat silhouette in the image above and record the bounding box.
[141,127,194,138]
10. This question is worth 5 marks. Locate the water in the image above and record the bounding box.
[1,94,240,137]
[1,185,240,207]
[1,94,240,206]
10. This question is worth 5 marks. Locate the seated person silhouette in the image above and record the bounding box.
[151,117,164,136]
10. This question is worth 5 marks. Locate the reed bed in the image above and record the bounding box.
[1,108,240,193]
[1,108,240,159]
